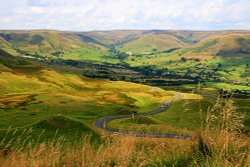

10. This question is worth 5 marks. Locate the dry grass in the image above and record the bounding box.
[0,132,195,167]
[192,96,249,166]
[0,96,248,167]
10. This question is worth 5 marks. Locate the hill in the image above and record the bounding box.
[117,31,189,54]
[176,33,250,58]
[0,49,180,140]
[0,31,249,166]
[0,30,114,62]
[0,30,249,92]
[1,29,249,58]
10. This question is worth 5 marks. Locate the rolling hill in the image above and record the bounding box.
[0,30,249,166]
[0,30,112,62]
[0,49,181,139]
[1,29,249,58]
[0,29,249,92]
[117,31,189,54]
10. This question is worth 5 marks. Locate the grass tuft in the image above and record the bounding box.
[191,97,248,166]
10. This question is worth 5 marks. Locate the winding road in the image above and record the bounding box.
[94,92,194,140]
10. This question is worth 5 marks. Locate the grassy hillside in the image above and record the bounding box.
[0,30,114,63]
[0,30,249,98]
[176,33,250,58]
[0,91,248,167]
[0,49,178,141]
[0,30,249,92]
[122,33,250,91]
[117,32,189,54]
[84,30,145,46]
[107,94,206,135]
[0,30,249,166]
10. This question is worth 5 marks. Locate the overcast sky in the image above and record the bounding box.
[1,0,250,31]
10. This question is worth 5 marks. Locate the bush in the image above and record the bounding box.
[181,57,187,62]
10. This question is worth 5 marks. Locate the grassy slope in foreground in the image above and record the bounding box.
[0,91,248,167]
[106,93,206,135]
[0,49,176,140]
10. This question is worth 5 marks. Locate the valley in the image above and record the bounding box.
[0,29,249,166]
[1,30,249,92]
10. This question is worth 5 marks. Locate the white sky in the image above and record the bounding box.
[0,0,250,31]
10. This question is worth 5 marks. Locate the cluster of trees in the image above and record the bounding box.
[15,48,45,59]
[180,57,200,62]
[109,46,129,60]
[52,51,64,57]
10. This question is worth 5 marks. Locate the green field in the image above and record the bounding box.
[0,49,180,143]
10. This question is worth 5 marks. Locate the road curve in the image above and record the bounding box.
[94,92,194,140]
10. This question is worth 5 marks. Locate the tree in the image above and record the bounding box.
[218,63,222,68]
[181,57,187,62]
[152,48,157,53]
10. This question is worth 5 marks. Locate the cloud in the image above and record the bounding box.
[0,0,249,30]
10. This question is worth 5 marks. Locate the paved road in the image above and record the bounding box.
[94,93,194,140]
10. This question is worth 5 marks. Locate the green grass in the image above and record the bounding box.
[106,85,249,135]
[178,39,218,54]
[106,97,211,135]
[1,30,249,92]
[0,52,178,141]
[123,51,249,91]
[0,30,249,166]
[62,48,120,63]
[117,33,187,54]
[204,82,250,91]
[1,50,249,142]
[1,31,249,140]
